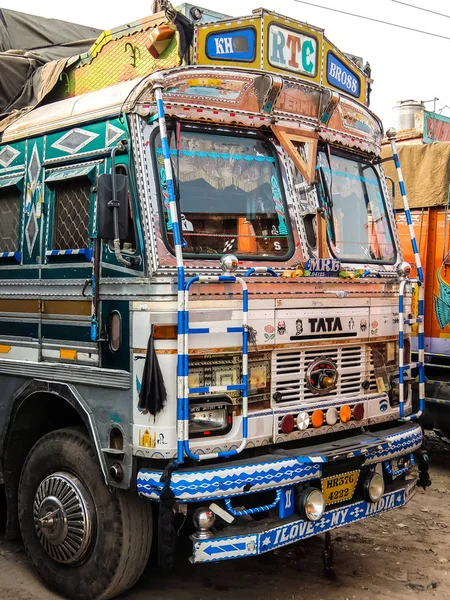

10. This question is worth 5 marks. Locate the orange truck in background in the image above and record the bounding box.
[383,141,450,433]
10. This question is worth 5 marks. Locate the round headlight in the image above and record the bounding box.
[220,254,238,273]
[191,507,216,540]
[298,487,325,522]
[364,472,385,503]
[396,261,411,281]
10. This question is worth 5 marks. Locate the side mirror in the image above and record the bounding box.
[97,173,129,240]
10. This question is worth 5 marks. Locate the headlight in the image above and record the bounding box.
[189,396,232,438]
[297,487,326,522]
[363,472,385,503]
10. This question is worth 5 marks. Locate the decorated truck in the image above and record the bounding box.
[0,4,429,599]
[384,138,450,434]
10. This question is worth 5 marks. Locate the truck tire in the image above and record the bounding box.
[18,427,152,600]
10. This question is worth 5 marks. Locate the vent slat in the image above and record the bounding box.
[273,345,375,405]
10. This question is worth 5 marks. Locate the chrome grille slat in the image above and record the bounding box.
[272,345,375,404]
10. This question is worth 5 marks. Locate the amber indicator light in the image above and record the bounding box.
[311,409,324,428]
[340,405,352,423]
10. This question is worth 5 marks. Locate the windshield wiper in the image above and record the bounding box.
[316,165,336,245]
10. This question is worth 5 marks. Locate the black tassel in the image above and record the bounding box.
[158,462,177,570]
[138,330,167,417]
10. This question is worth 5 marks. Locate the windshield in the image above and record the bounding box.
[153,128,292,259]
[317,150,395,263]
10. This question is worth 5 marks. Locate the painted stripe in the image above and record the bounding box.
[243,289,249,313]
[172,219,182,247]
[399,181,406,197]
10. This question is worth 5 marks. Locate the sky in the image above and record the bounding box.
[2,0,450,128]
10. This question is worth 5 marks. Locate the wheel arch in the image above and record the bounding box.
[1,379,108,540]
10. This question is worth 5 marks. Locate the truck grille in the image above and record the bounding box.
[272,345,377,404]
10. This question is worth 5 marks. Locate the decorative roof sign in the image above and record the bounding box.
[205,27,256,62]
[267,24,318,78]
[195,9,368,105]
[326,52,360,98]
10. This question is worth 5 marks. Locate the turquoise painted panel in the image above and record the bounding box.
[0,139,26,173]
[23,137,45,265]
[45,119,128,162]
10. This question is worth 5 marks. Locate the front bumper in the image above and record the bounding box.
[192,477,416,563]
[137,423,422,502]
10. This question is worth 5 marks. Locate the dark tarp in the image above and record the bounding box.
[0,8,101,128]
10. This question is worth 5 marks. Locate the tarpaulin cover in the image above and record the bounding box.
[381,142,450,209]
[0,8,101,126]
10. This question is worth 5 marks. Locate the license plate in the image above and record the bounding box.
[321,470,359,505]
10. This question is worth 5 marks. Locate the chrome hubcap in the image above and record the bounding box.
[33,472,92,564]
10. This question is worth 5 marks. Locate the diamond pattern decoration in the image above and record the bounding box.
[0,145,20,168]
[53,179,90,250]
[25,204,38,256]
[52,128,99,155]
[106,122,124,147]
[0,187,20,251]
[28,144,41,187]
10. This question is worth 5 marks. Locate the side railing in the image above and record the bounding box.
[181,274,249,462]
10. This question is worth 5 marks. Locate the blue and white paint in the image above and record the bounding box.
[137,423,422,501]
[192,479,416,563]
[326,52,360,97]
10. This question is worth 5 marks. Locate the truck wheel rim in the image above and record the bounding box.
[33,471,93,564]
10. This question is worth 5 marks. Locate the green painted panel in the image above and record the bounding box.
[41,266,93,280]
[0,269,39,280]
[0,321,38,338]
[42,323,91,343]
[100,300,130,372]
[100,265,141,279]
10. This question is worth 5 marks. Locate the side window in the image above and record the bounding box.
[52,177,91,250]
[0,184,21,252]
[45,165,97,260]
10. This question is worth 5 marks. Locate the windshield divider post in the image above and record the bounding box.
[316,207,329,257]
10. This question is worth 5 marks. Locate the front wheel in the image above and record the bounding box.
[18,427,152,600]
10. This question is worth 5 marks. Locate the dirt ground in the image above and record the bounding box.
[1,433,449,600]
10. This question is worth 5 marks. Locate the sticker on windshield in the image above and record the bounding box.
[305,258,341,277]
